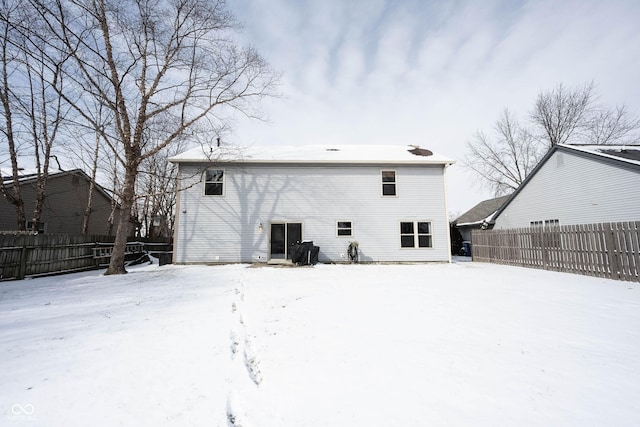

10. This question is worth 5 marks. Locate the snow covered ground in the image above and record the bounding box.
[1,260,639,426]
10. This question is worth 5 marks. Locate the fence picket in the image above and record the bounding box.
[0,234,172,281]
[631,222,640,281]
[472,221,640,283]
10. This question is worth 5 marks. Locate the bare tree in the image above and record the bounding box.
[81,121,101,235]
[0,0,68,232]
[585,104,640,145]
[467,82,640,194]
[531,82,595,148]
[19,24,68,232]
[136,137,186,239]
[0,0,27,230]
[465,109,543,196]
[32,0,278,274]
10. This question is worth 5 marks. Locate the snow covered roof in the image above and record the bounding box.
[169,144,455,165]
[559,144,640,167]
[1,168,85,185]
[1,168,40,183]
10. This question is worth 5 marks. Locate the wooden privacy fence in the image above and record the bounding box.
[472,222,640,282]
[0,234,173,281]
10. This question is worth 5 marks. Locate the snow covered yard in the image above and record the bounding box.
[1,261,639,426]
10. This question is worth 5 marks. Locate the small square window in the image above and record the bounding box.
[205,169,224,196]
[382,170,396,196]
[337,221,352,236]
[400,222,414,234]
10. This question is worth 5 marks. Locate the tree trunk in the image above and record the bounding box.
[83,128,101,235]
[105,165,136,275]
[1,33,26,231]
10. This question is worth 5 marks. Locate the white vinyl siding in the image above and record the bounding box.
[494,150,640,229]
[174,164,450,263]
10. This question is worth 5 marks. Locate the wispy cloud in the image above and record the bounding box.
[229,0,640,210]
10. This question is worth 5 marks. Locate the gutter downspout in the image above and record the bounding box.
[172,166,182,264]
[442,162,454,263]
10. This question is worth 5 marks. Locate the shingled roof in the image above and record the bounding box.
[454,195,511,227]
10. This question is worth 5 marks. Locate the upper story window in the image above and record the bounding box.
[400,221,432,248]
[337,221,353,236]
[204,169,224,196]
[381,170,396,196]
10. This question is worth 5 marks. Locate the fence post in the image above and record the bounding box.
[17,236,28,280]
[541,228,548,269]
[604,224,620,280]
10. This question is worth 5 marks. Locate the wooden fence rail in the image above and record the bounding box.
[472,221,640,282]
[0,234,172,281]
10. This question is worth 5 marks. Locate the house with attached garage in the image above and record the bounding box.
[491,144,640,230]
[169,144,455,264]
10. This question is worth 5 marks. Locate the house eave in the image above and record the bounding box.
[168,144,455,167]
[170,158,454,167]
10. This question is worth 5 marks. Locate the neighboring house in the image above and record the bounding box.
[169,144,455,264]
[454,194,510,242]
[491,144,640,229]
[0,169,120,235]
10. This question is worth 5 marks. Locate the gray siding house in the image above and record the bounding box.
[170,144,455,264]
[0,169,120,235]
[492,144,640,229]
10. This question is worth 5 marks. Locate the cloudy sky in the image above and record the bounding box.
[226,0,640,214]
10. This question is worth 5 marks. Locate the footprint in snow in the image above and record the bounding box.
[243,337,263,386]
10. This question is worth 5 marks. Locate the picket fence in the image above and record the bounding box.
[0,234,172,280]
[471,222,640,282]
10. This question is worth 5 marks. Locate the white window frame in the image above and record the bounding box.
[204,169,225,196]
[336,220,353,237]
[381,170,397,197]
[400,221,433,248]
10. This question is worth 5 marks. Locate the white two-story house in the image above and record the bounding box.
[169,144,455,264]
